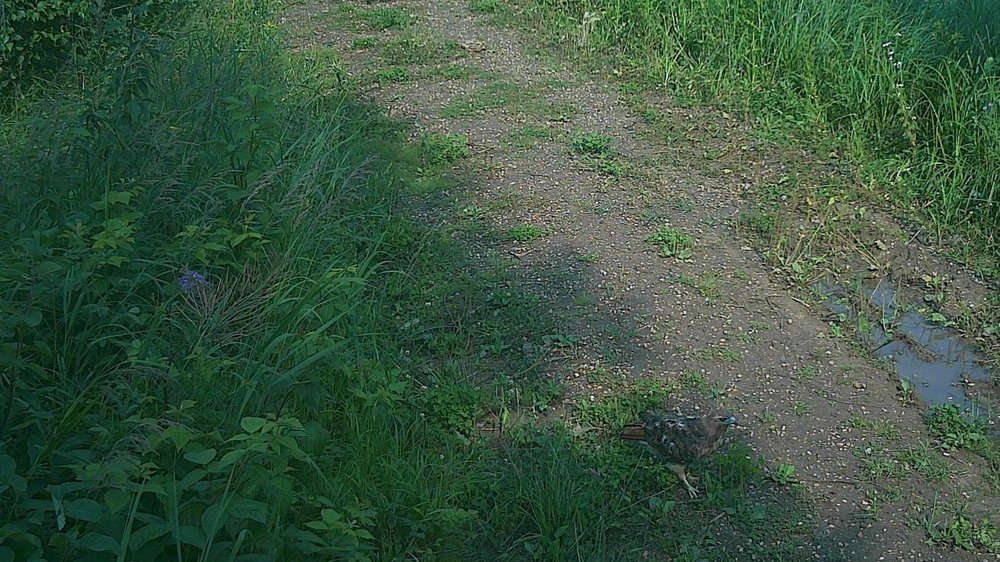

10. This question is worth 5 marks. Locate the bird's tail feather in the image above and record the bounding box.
[619,424,646,441]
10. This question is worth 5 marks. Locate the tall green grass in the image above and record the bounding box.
[527,0,1000,251]
[0,0,480,557]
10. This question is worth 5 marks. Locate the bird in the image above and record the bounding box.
[620,411,738,498]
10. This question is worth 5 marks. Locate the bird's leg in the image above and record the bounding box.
[669,464,698,498]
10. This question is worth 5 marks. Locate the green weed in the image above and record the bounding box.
[504,123,556,149]
[794,365,818,382]
[736,208,777,236]
[505,224,547,241]
[358,6,415,30]
[924,510,1000,554]
[379,34,465,66]
[574,377,671,427]
[470,0,501,14]
[569,130,628,175]
[440,81,573,119]
[769,463,798,486]
[351,35,379,49]
[646,226,694,259]
[373,65,410,83]
[421,131,471,166]
[678,272,722,303]
[848,415,902,441]
[570,130,613,156]
[926,404,987,451]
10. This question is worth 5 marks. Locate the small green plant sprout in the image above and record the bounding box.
[897,379,916,405]
[504,124,554,150]
[460,204,484,219]
[768,463,798,485]
[693,344,741,363]
[848,415,902,440]
[351,36,378,49]
[927,310,956,327]
[505,224,546,242]
[644,496,677,525]
[646,226,693,259]
[921,273,947,304]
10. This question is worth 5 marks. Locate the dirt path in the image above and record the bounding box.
[283,1,997,559]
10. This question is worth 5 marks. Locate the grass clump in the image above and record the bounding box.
[504,123,556,149]
[351,35,379,49]
[441,80,539,118]
[924,511,1000,554]
[505,224,547,241]
[373,65,410,83]
[570,130,629,175]
[379,34,465,66]
[441,81,577,120]
[358,6,415,30]
[470,0,502,14]
[421,131,471,166]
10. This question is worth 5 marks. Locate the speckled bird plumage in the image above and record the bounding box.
[620,411,737,497]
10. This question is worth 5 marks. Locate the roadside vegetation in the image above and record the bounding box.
[0,0,817,560]
[516,0,1000,267]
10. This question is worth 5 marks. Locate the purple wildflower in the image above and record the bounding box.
[179,270,210,293]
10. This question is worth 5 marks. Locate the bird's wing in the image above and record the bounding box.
[644,414,707,464]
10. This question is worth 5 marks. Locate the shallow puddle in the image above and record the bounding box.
[817,279,993,413]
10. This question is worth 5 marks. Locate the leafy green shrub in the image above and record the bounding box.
[0,0,435,558]
[1,0,191,93]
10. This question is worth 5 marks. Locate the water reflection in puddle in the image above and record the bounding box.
[817,279,992,413]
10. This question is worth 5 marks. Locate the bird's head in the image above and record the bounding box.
[712,414,738,427]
